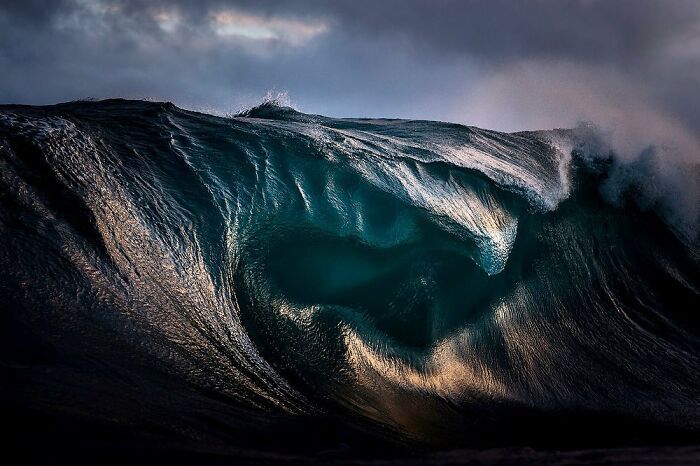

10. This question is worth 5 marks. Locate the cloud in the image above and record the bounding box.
[0,0,699,163]
[209,8,327,44]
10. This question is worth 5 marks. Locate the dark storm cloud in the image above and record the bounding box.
[300,0,699,64]
[0,0,699,156]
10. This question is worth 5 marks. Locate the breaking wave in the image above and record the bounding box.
[1,99,698,456]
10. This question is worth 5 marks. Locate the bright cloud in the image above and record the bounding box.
[210,10,327,45]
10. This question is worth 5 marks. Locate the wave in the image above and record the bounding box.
[0,99,698,455]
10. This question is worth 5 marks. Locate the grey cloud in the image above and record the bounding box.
[121,0,699,65]
[0,0,699,158]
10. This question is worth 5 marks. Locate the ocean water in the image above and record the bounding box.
[0,99,698,463]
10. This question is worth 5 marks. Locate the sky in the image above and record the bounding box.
[1,0,699,146]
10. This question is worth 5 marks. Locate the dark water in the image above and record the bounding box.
[0,99,698,463]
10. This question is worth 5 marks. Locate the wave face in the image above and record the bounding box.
[1,100,699,455]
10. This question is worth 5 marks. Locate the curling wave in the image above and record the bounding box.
[0,99,698,454]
